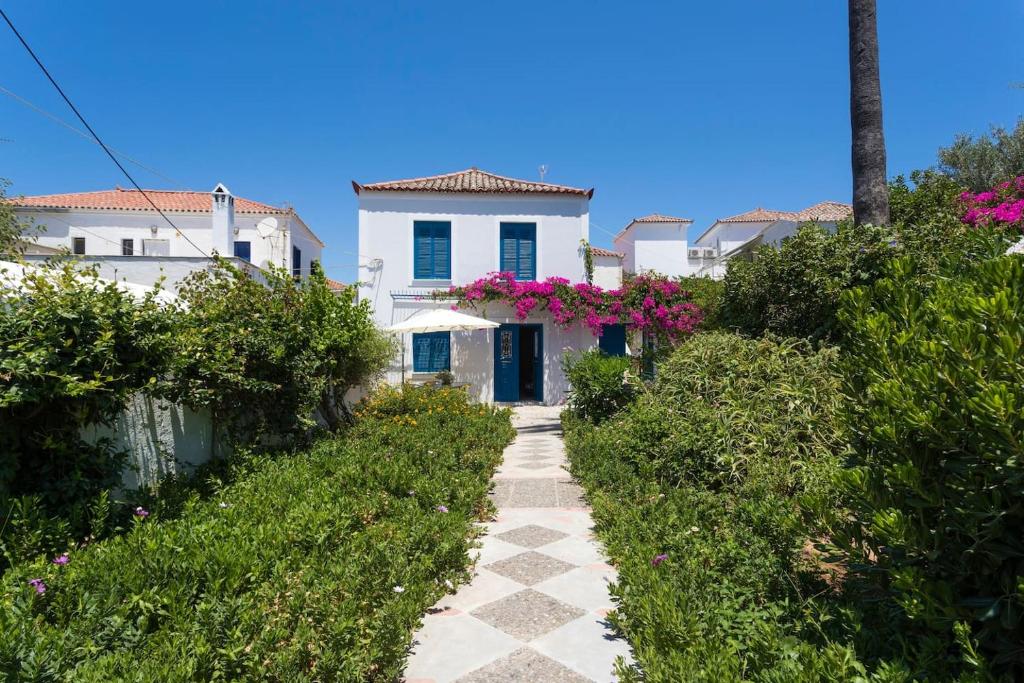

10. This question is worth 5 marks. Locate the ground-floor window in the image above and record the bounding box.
[598,324,627,356]
[412,331,450,373]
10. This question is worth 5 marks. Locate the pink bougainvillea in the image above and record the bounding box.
[438,272,702,343]
[960,176,1024,230]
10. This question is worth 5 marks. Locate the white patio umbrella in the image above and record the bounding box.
[386,308,499,383]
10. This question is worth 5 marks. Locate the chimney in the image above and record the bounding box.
[211,182,234,256]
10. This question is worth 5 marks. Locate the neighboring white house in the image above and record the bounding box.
[612,213,705,278]
[10,185,324,290]
[356,167,619,405]
[692,201,852,278]
[589,245,624,289]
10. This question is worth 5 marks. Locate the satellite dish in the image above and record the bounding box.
[256,216,279,239]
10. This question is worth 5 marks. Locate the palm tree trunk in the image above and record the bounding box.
[849,0,890,226]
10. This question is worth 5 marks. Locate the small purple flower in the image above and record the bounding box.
[436,505,449,513]
[28,578,46,594]
[52,553,69,566]
[651,553,669,567]
[134,506,149,518]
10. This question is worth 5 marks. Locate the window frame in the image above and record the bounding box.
[413,220,452,281]
[292,245,302,278]
[121,238,134,256]
[411,331,451,373]
[72,237,86,255]
[234,240,252,262]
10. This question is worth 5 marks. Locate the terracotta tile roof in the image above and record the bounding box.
[589,246,624,258]
[790,201,853,222]
[717,207,795,223]
[353,168,593,198]
[631,213,693,223]
[325,277,348,292]
[11,188,293,215]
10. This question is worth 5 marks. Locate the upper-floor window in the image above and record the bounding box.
[143,239,169,256]
[413,221,451,280]
[234,241,251,262]
[500,222,536,280]
[72,237,85,255]
[121,238,134,256]
[292,245,302,277]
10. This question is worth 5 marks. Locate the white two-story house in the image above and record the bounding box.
[11,185,324,290]
[613,213,701,278]
[356,167,615,405]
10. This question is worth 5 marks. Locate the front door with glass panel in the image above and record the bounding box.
[493,323,543,402]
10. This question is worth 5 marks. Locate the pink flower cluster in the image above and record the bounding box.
[441,272,702,343]
[960,176,1024,229]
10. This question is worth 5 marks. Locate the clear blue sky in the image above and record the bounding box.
[2,1,1021,281]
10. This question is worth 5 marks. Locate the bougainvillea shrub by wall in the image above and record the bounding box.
[438,272,702,344]
[960,176,1024,230]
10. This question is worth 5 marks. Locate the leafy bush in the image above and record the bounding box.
[0,386,513,681]
[562,333,893,680]
[676,275,723,331]
[837,254,1024,680]
[166,260,394,440]
[0,261,173,558]
[720,173,1013,342]
[939,117,1024,192]
[562,349,636,424]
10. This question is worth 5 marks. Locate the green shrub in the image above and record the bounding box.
[0,261,174,561]
[563,349,636,423]
[676,276,724,331]
[0,386,513,681]
[719,173,1013,342]
[563,333,890,680]
[837,254,1024,680]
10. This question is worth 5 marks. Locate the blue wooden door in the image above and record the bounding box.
[494,324,519,402]
[531,325,543,402]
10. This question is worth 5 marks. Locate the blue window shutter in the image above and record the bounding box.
[500,223,536,280]
[414,221,451,279]
[412,332,450,372]
[233,241,251,262]
[517,229,535,280]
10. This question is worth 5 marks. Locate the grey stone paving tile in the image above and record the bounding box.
[494,524,570,549]
[470,589,585,641]
[522,453,555,462]
[555,480,587,507]
[501,479,560,507]
[455,647,592,683]
[485,551,577,586]
[518,461,556,470]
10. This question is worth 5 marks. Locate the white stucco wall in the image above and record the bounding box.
[357,191,591,405]
[21,254,263,291]
[81,393,217,491]
[16,208,322,279]
[591,254,622,289]
[614,222,702,277]
[693,220,769,253]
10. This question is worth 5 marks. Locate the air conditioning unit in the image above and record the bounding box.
[687,248,702,259]
[702,247,718,259]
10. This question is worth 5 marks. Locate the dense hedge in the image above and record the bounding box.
[837,254,1024,679]
[0,386,513,681]
[0,255,393,571]
[562,333,891,681]
[562,349,636,424]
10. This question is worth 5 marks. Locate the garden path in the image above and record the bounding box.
[405,405,633,682]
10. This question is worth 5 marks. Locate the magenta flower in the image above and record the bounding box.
[134,506,149,518]
[28,578,46,594]
[52,553,69,566]
[651,553,668,567]
[436,505,449,513]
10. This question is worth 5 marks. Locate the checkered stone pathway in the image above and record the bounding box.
[404,405,633,683]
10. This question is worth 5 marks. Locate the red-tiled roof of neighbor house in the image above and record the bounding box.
[11,188,294,215]
[325,277,348,292]
[790,201,853,222]
[352,168,594,198]
[631,213,693,223]
[589,246,624,258]
[717,207,795,223]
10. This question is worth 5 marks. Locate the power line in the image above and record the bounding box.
[0,9,208,257]
[0,85,184,187]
